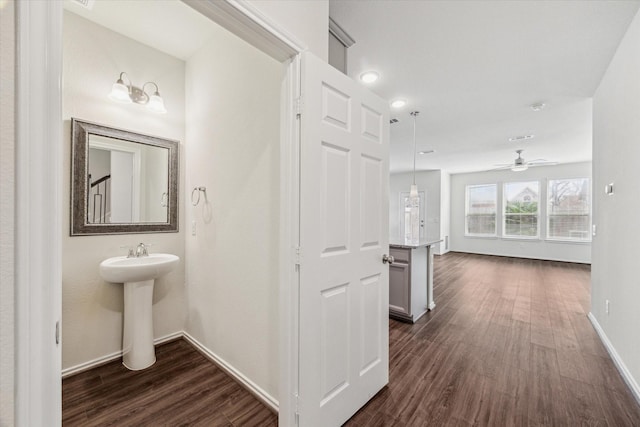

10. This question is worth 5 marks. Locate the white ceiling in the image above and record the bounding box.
[63,0,216,61]
[65,0,640,175]
[330,0,640,174]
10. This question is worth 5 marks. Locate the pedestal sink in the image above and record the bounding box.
[99,253,179,370]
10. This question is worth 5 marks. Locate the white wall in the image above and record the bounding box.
[0,0,15,423]
[390,171,449,254]
[247,0,329,61]
[450,162,592,263]
[592,9,640,399]
[185,23,283,401]
[61,11,186,370]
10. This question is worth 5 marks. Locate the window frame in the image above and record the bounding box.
[502,180,541,240]
[546,177,592,243]
[465,184,498,237]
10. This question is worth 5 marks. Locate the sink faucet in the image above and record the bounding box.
[135,243,149,257]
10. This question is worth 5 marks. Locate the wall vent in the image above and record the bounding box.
[71,0,95,10]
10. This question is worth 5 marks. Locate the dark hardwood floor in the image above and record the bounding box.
[63,252,640,426]
[62,339,277,426]
[345,252,640,426]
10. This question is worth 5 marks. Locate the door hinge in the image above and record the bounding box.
[295,411,299,426]
[295,97,303,117]
[55,320,60,345]
[294,246,302,266]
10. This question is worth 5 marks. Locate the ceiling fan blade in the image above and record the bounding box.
[492,163,513,167]
[527,161,558,167]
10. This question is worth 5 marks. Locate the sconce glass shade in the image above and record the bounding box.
[146,92,167,114]
[108,81,132,104]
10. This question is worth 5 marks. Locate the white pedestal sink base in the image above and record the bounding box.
[122,279,156,370]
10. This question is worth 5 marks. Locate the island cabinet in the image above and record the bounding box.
[388,239,441,323]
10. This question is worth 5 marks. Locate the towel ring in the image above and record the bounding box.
[191,186,207,206]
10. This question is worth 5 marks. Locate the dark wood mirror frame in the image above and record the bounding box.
[70,118,179,236]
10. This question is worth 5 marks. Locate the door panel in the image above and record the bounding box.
[320,283,350,406]
[299,52,390,426]
[321,142,350,254]
[360,274,382,375]
[361,155,382,248]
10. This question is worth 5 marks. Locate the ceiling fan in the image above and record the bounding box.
[493,149,557,172]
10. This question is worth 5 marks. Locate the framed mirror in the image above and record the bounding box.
[71,118,179,235]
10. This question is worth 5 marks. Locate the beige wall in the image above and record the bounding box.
[247,0,329,61]
[61,11,186,371]
[184,23,283,400]
[0,1,15,424]
[592,9,640,396]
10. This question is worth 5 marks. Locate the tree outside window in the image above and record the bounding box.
[547,178,591,241]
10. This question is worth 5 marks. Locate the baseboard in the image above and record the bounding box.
[588,313,640,405]
[448,250,591,265]
[182,331,279,413]
[61,331,183,378]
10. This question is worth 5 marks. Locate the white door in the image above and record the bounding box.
[298,52,390,426]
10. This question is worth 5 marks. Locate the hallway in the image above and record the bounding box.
[345,252,640,426]
[63,253,640,425]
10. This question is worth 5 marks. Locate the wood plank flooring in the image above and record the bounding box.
[345,252,640,426]
[62,339,277,426]
[63,252,640,426]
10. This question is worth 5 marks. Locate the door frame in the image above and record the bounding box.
[14,0,63,424]
[88,140,142,222]
[15,0,303,425]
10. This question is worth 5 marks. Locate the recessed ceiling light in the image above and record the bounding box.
[530,103,546,112]
[508,135,534,142]
[419,150,435,155]
[390,99,406,109]
[360,71,379,84]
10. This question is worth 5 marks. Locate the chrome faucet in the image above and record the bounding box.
[135,243,149,257]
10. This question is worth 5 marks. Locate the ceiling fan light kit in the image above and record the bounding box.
[492,149,557,172]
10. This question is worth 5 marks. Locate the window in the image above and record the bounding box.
[465,184,497,236]
[503,181,539,238]
[547,178,591,241]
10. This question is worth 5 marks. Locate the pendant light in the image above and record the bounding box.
[410,111,419,197]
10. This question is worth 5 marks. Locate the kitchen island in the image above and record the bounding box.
[388,238,442,323]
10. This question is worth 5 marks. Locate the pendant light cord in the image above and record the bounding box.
[411,111,419,185]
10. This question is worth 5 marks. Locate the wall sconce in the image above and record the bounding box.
[108,72,167,114]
